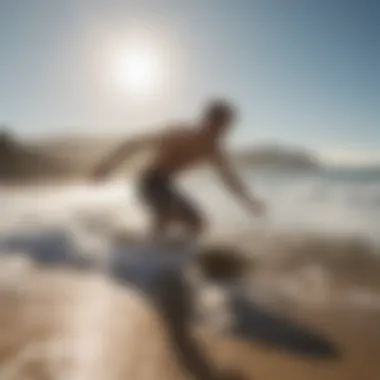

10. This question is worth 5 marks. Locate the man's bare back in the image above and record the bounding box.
[149,127,218,176]
[91,100,265,240]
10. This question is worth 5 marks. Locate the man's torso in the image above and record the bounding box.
[148,125,217,177]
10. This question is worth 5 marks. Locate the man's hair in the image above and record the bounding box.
[203,99,236,123]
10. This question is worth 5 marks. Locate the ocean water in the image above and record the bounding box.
[182,167,380,240]
[1,167,380,243]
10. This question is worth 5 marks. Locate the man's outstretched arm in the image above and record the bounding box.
[211,148,265,216]
[90,130,164,180]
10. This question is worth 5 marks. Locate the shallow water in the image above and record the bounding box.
[1,170,380,380]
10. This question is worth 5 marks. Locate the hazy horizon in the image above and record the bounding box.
[2,126,379,167]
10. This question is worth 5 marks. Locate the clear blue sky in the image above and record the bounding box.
[0,0,379,160]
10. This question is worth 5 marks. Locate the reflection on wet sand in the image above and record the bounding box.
[0,229,380,380]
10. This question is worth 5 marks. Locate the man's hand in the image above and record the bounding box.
[211,148,267,218]
[89,163,110,183]
[247,197,267,217]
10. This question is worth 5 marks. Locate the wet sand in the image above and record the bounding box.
[1,231,380,380]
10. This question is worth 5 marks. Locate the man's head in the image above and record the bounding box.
[201,99,237,136]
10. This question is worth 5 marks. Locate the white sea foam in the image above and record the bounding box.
[1,168,380,245]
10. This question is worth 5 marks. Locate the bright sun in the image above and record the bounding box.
[118,46,161,96]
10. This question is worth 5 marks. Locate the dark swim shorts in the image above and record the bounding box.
[139,168,199,222]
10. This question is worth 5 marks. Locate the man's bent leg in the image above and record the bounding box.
[173,192,205,240]
[150,212,171,241]
[139,169,175,242]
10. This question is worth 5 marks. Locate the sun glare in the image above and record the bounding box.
[118,45,161,96]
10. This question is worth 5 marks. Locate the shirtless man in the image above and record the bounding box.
[91,99,265,240]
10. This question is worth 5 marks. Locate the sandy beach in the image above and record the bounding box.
[1,228,380,380]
